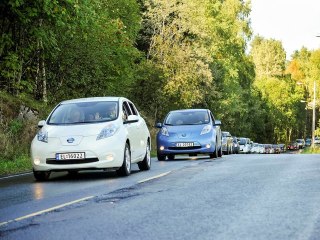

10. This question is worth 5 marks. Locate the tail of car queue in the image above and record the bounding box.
[30,97,151,181]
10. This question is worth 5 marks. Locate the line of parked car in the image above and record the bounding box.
[31,98,227,181]
[31,96,309,182]
[287,137,320,150]
[221,135,286,154]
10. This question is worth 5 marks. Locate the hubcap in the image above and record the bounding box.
[147,145,151,166]
[125,147,131,172]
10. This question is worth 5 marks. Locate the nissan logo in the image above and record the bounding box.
[67,138,75,143]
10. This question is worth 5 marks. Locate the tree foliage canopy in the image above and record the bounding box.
[1,0,319,144]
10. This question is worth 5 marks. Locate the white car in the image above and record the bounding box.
[239,137,251,153]
[258,144,265,154]
[250,143,260,153]
[31,97,151,181]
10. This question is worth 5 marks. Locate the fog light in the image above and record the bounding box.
[106,154,114,161]
[34,158,40,165]
[206,144,211,149]
[159,146,164,151]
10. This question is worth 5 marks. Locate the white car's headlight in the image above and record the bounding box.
[200,125,212,135]
[161,127,169,136]
[97,124,119,140]
[37,130,48,143]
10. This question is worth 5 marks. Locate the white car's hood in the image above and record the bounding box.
[44,123,111,137]
[41,123,115,146]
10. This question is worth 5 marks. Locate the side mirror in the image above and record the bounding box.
[124,115,139,124]
[38,120,46,128]
[214,120,221,126]
[155,122,163,128]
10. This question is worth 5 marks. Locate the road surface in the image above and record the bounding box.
[1,153,320,240]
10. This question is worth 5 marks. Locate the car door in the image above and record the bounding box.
[210,111,221,149]
[122,101,141,161]
[127,101,146,160]
[122,101,138,161]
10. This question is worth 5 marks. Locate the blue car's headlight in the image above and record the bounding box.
[97,124,119,140]
[161,127,169,136]
[200,125,212,135]
[37,130,48,143]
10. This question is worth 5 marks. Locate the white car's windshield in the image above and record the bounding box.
[164,111,209,126]
[239,138,247,145]
[47,101,118,124]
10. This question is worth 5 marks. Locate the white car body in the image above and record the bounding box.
[250,143,260,153]
[258,144,265,154]
[239,137,251,153]
[31,97,151,180]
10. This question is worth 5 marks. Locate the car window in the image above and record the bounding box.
[210,112,215,124]
[47,101,118,124]
[165,111,209,125]
[239,138,247,145]
[128,102,138,116]
[122,102,131,121]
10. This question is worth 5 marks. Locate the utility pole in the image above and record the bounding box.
[312,80,316,148]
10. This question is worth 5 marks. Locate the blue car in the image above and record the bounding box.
[155,109,222,160]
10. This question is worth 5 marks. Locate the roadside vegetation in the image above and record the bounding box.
[1,0,320,175]
[301,146,320,154]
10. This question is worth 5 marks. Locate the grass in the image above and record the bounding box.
[0,155,32,176]
[301,146,320,154]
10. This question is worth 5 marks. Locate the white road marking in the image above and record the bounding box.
[0,172,32,180]
[0,196,94,227]
[138,171,171,183]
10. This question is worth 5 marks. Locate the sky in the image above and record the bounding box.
[249,0,320,59]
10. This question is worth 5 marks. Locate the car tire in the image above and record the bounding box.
[167,154,175,160]
[209,143,218,159]
[138,142,151,171]
[218,146,222,157]
[116,143,131,176]
[68,170,78,177]
[33,170,51,181]
[157,152,166,161]
[225,147,229,155]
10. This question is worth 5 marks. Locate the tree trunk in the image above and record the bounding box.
[40,40,47,103]
[38,19,47,103]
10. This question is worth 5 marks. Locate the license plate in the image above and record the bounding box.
[176,142,194,147]
[56,152,85,160]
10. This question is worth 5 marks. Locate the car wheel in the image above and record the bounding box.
[167,154,175,160]
[116,143,131,176]
[157,152,166,161]
[226,147,229,155]
[218,146,223,157]
[68,170,78,177]
[33,170,51,181]
[138,142,151,171]
[209,143,218,159]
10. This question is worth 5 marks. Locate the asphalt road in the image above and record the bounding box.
[1,153,320,240]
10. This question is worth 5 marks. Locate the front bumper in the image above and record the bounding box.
[31,135,125,171]
[156,135,217,155]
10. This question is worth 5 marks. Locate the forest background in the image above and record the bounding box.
[1,0,320,174]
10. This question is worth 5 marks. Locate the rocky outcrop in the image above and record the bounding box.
[17,105,39,121]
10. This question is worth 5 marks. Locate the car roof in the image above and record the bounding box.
[60,97,124,104]
[169,109,209,113]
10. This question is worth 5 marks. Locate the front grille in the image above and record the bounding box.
[46,158,99,164]
[168,146,201,150]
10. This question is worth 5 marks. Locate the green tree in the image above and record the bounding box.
[250,35,286,78]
